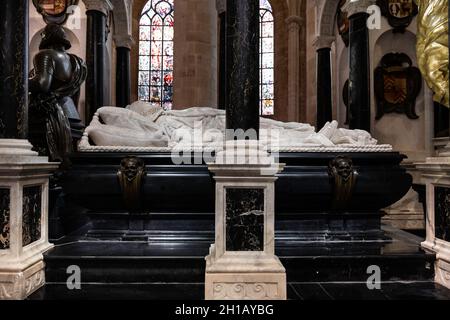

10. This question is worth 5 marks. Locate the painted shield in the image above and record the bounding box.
[388,0,414,19]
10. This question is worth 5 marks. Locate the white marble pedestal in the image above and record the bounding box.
[205,141,286,300]
[416,144,450,289]
[0,140,59,299]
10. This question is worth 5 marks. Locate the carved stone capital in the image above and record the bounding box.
[114,34,134,49]
[342,0,376,18]
[216,0,226,14]
[83,0,113,16]
[313,35,335,50]
[286,15,303,32]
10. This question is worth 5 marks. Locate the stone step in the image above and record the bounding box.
[44,226,435,284]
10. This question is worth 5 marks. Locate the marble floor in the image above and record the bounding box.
[29,281,450,300]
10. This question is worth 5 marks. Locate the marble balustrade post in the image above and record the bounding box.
[225,0,260,138]
[0,0,60,300]
[83,0,113,122]
[343,0,374,132]
[0,0,29,139]
[314,36,335,130]
[114,35,133,108]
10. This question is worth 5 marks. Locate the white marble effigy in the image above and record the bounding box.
[79,101,393,153]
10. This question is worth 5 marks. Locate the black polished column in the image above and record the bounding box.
[85,9,110,122]
[316,47,333,129]
[0,0,29,139]
[225,0,260,138]
[348,12,371,132]
[116,46,131,108]
[434,102,449,137]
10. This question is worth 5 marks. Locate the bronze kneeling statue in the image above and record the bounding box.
[29,24,87,166]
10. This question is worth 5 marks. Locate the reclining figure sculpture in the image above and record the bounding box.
[80,101,391,152]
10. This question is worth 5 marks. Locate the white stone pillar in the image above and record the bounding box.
[205,142,286,300]
[417,151,450,289]
[286,15,303,122]
[0,140,59,299]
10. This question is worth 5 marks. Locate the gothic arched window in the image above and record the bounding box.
[260,0,274,116]
[138,0,174,110]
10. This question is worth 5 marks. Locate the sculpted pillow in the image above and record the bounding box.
[97,107,163,133]
[87,122,169,148]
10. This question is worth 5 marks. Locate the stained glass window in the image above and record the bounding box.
[138,0,174,110]
[260,0,274,116]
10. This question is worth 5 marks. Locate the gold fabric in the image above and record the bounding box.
[416,0,449,107]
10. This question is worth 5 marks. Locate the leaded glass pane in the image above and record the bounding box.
[259,0,274,116]
[138,0,174,110]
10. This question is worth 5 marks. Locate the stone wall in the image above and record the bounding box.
[305,0,317,126]
[131,0,218,109]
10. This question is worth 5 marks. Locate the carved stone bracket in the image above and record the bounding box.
[313,35,336,50]
[113,34,134,49]
[328,156,358,210]
[117,156,147,213]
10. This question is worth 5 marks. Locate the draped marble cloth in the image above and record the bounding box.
[29,54,87,162]
[85,101,382,150]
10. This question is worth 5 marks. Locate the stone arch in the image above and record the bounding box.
[318,0,341,38]
[111,0,132,38]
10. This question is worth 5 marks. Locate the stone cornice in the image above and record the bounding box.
[313,35,335,49]
[83,0,113,16]
[113,34,134,49]
[342,0,376,18]
[285,15,304,26]
[216,0,226,14]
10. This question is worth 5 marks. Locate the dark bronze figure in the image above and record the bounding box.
[328,156,358,210]
[29,24,87,165]
[117,157,147,213]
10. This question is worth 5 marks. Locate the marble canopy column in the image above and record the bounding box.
[225,0,260,137]
[314,36,335,130]
[0,0,29,139]
[343,0,374,132]
[114,35,133,108]
[83,0,113,122]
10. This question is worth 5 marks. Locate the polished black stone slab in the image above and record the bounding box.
[348,12,371,132]
[28,282,450,300]
[116,47,131,108]
[317,47,333,129]
[29,283,205,300]
[435,186,450,242]
[225,0,260,135]
[290,282,450,300]
[43,225,435,284]
[0,0,29,139]
[59,152,412,240]
[226,188,264,251]
[85,9,110,122]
